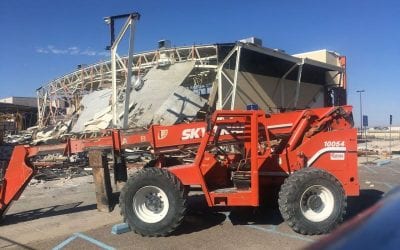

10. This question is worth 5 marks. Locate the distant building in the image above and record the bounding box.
[0,100,38,136]
[0,96,37,108]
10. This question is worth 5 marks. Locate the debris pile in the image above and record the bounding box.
[0,61,208,182]
[30,166,91,184]
[121,61,206,127]
[71,89,112,133]
[30,61,207,144]
[3,132,32,144]
[33,122,70,144]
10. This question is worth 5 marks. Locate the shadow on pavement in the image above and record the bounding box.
[174,210,227,236]
[223,189,384,227]
[228,204,283,226]
[2,202,97,225]
[179,188,383,233]
[0,236,35,250]
[228,189,283,226]
[172,194,226,235]
[173,194,284,235]
[346,189,384,220]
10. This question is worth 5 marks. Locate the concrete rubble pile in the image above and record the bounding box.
[34,122,70,144]
[3,132,33,144]
[30,165,91,185]
[0,61,208,182]
[0,142,90,183]
[123,61,206,127]
[69,61,206,133]
[71,89,113,132]
[29,60,207,142]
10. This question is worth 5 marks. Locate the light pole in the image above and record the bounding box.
[389,114,392,159]
[356,90,365,139]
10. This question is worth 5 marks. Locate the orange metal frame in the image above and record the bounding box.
[0,106,359,215]
[168,107,358,207]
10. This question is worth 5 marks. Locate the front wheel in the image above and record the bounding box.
[119,168,187,236]
[278,168,346,235]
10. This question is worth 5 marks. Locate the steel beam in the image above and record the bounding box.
[123,18,136,129]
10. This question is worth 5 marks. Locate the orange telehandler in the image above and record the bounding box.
[0,105,359,236]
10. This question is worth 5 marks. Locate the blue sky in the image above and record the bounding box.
[1,0,399,126]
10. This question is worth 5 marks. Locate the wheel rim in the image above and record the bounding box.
[300,185,334,222]
[133,186,169,223]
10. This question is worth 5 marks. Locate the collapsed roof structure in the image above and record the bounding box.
[34,13,347,135]
[36,41,346,134]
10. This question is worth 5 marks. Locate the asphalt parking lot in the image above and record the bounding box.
[1,158,399,250]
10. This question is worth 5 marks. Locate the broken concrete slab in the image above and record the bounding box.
[122,61,198,127]
[152,86,207,125]
[71,89,112,133]
[35,61,204,136]
[33,121,70,144]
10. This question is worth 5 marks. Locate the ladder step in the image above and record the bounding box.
[212,187,238,193]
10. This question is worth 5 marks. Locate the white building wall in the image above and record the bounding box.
[0,97,37,107]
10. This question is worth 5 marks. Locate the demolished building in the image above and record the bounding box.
[0,40,348,180]
[35,40,347,139]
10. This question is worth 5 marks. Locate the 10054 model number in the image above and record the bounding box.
[324,141,345,147]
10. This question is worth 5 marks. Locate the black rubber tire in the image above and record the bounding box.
[278,168,346,235]
[143,158,182,168]
[119,168,187,237]
[143,159,156,168]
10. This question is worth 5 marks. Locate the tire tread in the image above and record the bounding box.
[119,167,187,237]
[278,168,347,235]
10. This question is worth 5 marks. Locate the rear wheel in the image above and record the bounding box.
[278,168,346,235]
[120,168,187,236]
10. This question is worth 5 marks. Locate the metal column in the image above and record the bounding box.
[107,13,140,128]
